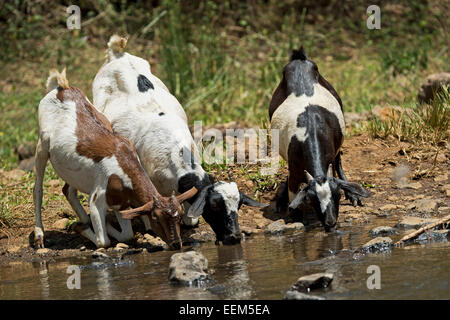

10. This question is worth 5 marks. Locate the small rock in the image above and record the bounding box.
[265,219,304,235]
[115,242,129,249]
[15,142,36,160]
[358,237,393,253]
[446,190,450,197]
[396,216,438,229]
[144,233,167,251]
[436,153,447,163]
[240,226,257,236]
[52,218,70,230]
[413,199,439,213]
[344,112,367,125]
[442,184,450,192]
[18,157,35,172]
[406,182,422,190]
[418,72,450,104]
[92,251,110,259]
[434,174,448,182]
[415,230,449,243]
[370,226,397,237]
[291,273,334,292]
[168,251,211,286]
[379,204,398,211]
[438,207,450,213]
[284,291,325,300]
[36,248,50,255]
[370,105,405,121]
[79,246,87,251]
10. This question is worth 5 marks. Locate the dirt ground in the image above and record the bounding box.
[0,132,449,264]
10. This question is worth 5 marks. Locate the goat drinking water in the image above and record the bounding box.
[92,35,265,245]
[269,48,371,232]
[33,69,197,249]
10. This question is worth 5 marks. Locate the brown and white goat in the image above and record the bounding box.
[33,69,197,249]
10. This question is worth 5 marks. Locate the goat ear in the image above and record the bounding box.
[239,192,267,208]
[335,179,372,198]
[289,190,307,210]
[291,46,307,61]
[176,187,198,203]
[186,187,208,218]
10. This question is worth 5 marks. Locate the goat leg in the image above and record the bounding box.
[335,152,362,207]
[33,138,49,249]
[274,178,289,213]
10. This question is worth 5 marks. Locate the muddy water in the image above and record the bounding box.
[1,217,449,300]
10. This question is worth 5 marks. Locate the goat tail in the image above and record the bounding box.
[46,68,69,92]
[107,34,127,61]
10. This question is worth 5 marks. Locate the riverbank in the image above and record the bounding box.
[1,132,448,264]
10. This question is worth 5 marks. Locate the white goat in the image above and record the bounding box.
[34,69,197,249]
[92,36,265,245]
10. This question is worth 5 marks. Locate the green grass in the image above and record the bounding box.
[0,0,448,171]
[367,86,450,144]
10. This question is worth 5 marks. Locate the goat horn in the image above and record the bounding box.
[327,164,333,177]
[304,170,314,183]
[120,201,153,219]
[176,187,198,203]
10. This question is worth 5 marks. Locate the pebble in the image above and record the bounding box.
[370,226,397,237]
[358,237,393,254]
[52,218,70,230]
[36,248,50,255]
[406,182,422,190]
[291,273,334,292]
[415,230,449,243]
[412,199,439,213]
[115,243,129,251]
[240,226,258,236]
[379,204,398,211]
[168,251,211,286]
[265,219,304,235]
[434,174,448,182]
[396,216,438,230]
[92,251,110,259]
[284,291,325,300]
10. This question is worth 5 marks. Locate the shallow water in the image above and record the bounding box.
[1,217,449,300]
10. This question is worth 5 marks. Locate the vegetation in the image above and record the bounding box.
[367,86,450,145]
[0,1,448,228]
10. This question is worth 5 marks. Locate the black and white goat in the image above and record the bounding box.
[270,48,371,232]
[92,35,265,244]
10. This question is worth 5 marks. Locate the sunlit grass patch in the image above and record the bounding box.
[367,86,450,145]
